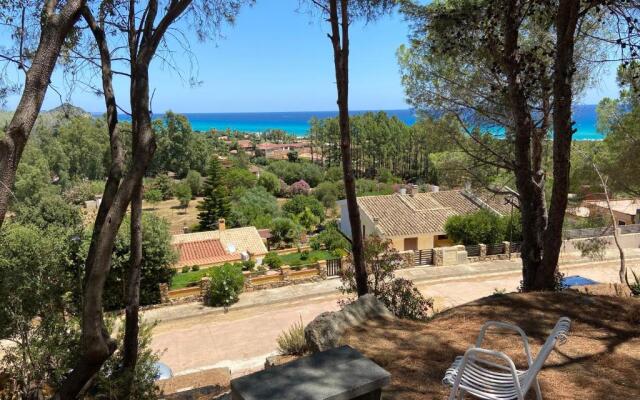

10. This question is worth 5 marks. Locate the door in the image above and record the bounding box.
[403,237,418,251]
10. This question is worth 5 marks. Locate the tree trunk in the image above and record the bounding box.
[329,0,368,296]
[537,0,580,290]
[0,0,85,227]
[119,183,143,397]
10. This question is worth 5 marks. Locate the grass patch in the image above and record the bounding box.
[278,250,336,267]
[170,268,209,290]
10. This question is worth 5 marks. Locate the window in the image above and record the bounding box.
[619,221,626,226]
[437,234,448,240]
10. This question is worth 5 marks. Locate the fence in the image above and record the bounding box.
[414,249,434,266]
[326,258,342,277]
[563,226,614,240]
[486,243,505,256]
[620,224,640,234]
[465,244,481,257]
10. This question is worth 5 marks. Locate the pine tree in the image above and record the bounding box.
[197,156,230,231]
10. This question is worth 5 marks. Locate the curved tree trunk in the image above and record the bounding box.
[0,0,85,227]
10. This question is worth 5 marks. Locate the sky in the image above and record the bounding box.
[2,1,621,113]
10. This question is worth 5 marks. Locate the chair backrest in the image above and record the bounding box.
[522,317,571,388]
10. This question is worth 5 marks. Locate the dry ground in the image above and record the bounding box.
[143,197,203,234]
[341,292,640,400]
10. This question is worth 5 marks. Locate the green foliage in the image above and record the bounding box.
[257,170,281,195]
[340,235,433,320]
[185,170,203,196]
[149,173,175,200]
[229,187,279,228]
[296,207,321,231]
[174,181,192,209]
[574,237,609,261]
[445,210,520,245]
[266,160,324,187]
[95,213,177,310]
[90,322,161,399]
[380,278,434,321]
[198,157,231,231]
[324,166,343,182]
[276,318,308,356]
[263,251,283,269]
[270,217,303,247]
[14,144,55,205]
[143,188,163,205]
[355,179,393,196]
[282,195,325,222]
[0,224,74,339]
[63,180,104,204]
[55,116,110,180]
[181,266,190,273]
[225,167,257,192]
[206,263,244,307]
[14,194,83,230]
[242,259,256,271]
[151,112,215,178]
[287,150,299,162]
[310,222,350,253]
[314,181,341,207]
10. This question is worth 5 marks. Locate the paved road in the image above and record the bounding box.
[149,255,640,376]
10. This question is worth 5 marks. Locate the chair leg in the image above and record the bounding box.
[533,376,543,400]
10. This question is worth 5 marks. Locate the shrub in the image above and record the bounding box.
[340,235,432,320]
[270,217,303,247]
[574,236,609,260]
[314,181,342,208]
[143,188,163,205]
[181,266,190,273]
[242,259,256,271]
[445,209,517,245]
[266,160,323,187]
[263,252,283,269]
[276,318,308,356]
[206,263,244,307]
[191,265,200,272]
[300,250,310,260]
[185,170,202,196]
[380,278,434,320]
[257,170,280,195]
[288,180,311,196]
[310,222,350,253]
[282,195,325,222]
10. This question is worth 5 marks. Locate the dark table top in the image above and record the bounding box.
[230,345,391,400]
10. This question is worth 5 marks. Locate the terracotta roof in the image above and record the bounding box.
[355,190,511,237]
[173,239,239,267]
[172,226,268,267]
[257,142,308,150]
[257,228,272,240]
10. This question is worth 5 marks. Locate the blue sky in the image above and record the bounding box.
[3,1,621,113]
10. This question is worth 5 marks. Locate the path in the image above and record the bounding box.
[149,252,640,376]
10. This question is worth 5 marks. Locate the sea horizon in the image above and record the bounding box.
[94,105,603,140]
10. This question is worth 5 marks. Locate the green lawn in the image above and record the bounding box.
[170,268,209,290]
[169,250,339,289]
[278,250,337,266]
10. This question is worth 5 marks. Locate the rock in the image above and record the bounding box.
[304,294,394,353]
[264,354,298,369]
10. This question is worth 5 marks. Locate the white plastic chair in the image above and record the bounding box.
[442,317,571,400]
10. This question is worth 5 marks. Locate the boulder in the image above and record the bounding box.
[304,294,394,353]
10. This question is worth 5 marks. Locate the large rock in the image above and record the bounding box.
[304,294,394,353]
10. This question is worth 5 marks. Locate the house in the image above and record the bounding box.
[171,220,268,269]
[256,142,310,159]
[338,189,512,252]
[585,199,640,225]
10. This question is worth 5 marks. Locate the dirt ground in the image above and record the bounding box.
[143,197,203,234]
[341,291,640,400]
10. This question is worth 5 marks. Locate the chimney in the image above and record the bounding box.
[399,187,407,196]
[218,218,226,231]
[431,185,439,193]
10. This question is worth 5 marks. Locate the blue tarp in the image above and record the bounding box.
[562,275,598,287]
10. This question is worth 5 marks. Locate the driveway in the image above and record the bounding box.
[150,257,639,376]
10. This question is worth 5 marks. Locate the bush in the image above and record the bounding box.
[191,265,200,272]
[276,318,308,356]
[257,170,280,195]
[206,263,244,307]
[143,188,163,205]
[263,252,283,269]
[270,217,303,247]
[287,180,311,196]
[310,222,350,253]
[149,173,174,200]
[266,160,324,187]
[445,209,518,245]
[181,266,190,273]
[282,195,325,222]
[380,278,434,320]
[314,181,342,208]
[185,170,202,196]
[242,259,256,271]
[574,236,609,260]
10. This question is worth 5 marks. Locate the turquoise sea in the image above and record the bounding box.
[116,105,603,140]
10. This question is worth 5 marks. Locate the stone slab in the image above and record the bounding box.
[230,346,390,400]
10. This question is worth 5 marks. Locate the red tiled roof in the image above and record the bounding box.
[173,239,239,268]
[257,228,272,239]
